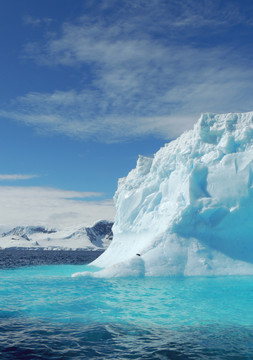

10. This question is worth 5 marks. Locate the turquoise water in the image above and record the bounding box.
[1,264,253,359]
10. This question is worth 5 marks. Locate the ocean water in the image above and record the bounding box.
[0,252,253,359]
[0,249,103,268]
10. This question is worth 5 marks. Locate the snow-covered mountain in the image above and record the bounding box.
[75,112,253,277]
[0,221,113,250]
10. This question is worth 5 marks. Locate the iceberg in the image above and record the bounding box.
[74,112,253,277]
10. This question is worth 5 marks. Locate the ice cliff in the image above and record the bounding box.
[74,112,253,277]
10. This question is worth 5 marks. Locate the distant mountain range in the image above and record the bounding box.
[0,220,113,250]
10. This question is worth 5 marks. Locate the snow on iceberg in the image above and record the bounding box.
[74,112,253,277]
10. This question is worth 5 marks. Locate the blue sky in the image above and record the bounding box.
[0,0,253,228]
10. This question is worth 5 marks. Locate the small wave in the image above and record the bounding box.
[0,318,252,359]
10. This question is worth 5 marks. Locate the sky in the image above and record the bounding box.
[0,0,253,229]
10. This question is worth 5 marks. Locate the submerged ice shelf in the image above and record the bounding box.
[74,112,253,278]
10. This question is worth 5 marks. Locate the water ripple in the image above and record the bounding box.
[0,318,252,359]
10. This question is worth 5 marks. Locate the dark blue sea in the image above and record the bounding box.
[0,249,253,359]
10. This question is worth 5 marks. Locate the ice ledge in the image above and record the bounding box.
[196,112,253,148]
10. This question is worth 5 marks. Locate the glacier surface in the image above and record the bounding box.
[74,112,253,277]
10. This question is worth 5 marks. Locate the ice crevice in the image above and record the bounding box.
[73,112,253,278]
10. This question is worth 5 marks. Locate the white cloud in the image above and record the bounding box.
[0,186,115,230]
[0,174,38,181]
[1,0,253,142]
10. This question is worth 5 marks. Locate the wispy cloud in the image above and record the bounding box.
[1,0,253,142]
[0,174,38,181]
[0,186,115,229]
[23,15,53,26]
